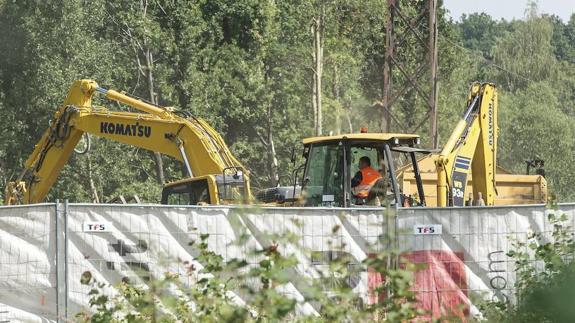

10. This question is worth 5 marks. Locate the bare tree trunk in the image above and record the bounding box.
[117,0,165,185]
[144,43,165,184]
[381,0,394,133]
[87,151,100,203]
[311,23,318,133]
[344,94,353,133]
[333,64,341,134]
[312,10,324,136]
[267,103,279,186]
[345,106,353,133]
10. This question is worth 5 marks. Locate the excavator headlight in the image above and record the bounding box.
[415,137,421,145]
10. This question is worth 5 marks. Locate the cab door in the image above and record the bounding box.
[302,141,345,207]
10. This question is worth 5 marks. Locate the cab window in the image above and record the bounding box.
[162,179,211,205]
[304,143,344,206]
[349,145,382,176]
[349,144,387,206]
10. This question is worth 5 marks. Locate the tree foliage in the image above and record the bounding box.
[0,0,573,201]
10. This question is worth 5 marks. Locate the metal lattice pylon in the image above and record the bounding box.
[380,0,438,148]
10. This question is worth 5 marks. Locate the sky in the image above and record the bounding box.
[443,0,574,22]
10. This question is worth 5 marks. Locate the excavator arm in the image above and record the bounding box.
[5,79,250,205]
[436,82,498,206]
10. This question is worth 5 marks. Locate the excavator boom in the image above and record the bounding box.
[6,79,249,205]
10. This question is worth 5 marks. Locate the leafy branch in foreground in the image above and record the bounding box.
[479,209,575,322]
[75,216,424,322]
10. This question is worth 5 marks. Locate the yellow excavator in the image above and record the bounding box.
[5,79,250,205]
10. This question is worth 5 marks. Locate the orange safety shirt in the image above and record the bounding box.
[353,167,382,198]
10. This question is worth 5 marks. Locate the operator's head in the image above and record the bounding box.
[359,156,371,170]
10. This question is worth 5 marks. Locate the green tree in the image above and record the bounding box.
[498,82,575,201]
[546,13,575,63]
[457,13,512,56]
[0,0,148,202]
[490,4,558,92]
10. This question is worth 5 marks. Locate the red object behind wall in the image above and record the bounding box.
[368,250,468,320]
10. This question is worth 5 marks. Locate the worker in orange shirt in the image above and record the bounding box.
[351,156,383,200]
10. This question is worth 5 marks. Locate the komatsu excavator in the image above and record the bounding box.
[5,79,250,205]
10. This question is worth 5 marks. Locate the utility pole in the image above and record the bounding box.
[428,0,439,149]
[381,0,439,148]
[381,0,395,134]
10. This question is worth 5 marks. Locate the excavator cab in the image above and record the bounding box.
[299,133,428,208]
[161,169,249,205]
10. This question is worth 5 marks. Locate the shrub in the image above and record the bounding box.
[479,209,575,322]
[76,218,424,322]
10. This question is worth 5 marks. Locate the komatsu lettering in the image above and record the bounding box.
[100,122,151,138]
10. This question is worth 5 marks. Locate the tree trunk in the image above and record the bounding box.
[144,48,165,184]
[345,105,353,133]
[267,103,279,187]
[312,11,324,136]
[87,151,99,203]
[333,64,341,134]
[311,23,318,133]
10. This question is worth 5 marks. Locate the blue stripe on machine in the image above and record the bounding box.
[455,158,470,165]
[96,87,108,94]
[455,162,469,170]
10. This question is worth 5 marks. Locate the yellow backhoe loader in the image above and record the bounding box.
[256,132,427,207]
[396,83,547,206]
[265,82,547,207]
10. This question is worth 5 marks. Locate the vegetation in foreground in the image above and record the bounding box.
[76,221,425,322]
[479,207,575,322]
[76,206,575,322]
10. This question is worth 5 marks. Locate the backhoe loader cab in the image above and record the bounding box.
[299,133,428,208]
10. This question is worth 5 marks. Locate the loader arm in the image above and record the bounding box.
[5,79,249,205]
[436,83,498,206]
